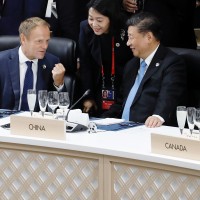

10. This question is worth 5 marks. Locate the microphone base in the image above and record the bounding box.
[66,121,88,132]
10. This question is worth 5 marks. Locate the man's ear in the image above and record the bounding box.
[20,33,26,45]
[146,31,153,42]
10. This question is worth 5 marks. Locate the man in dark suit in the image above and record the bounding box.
[0,0,80,42]
[0,17,65,111]
[45,0,79,42]
[0,0,47,35]
[79,0,90,21]
[121,0,197,49]
[102,12,187,127]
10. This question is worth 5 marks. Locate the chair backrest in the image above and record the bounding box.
[170,47,200,107]
[47,37,77,104]
[48,37,77,73]
[0,35,77,103]
[0,36,20,51]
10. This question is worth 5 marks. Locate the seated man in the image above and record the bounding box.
[102,12,187,128]
[0,17,66,111]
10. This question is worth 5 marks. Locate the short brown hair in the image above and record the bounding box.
[19,17,50,37]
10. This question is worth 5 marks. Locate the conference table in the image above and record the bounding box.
[0,115,199,200]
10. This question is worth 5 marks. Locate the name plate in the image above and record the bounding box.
[10,115,66,140]
[151,133,200,161]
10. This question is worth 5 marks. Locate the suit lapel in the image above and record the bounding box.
[36,59,46,91]
[132,45,166,104]
[35,58,52,111]
[36,57,54,90]
[89,34,102,67]
[122,59,140,108]
[127,59,140,91]
[8,48,20,109]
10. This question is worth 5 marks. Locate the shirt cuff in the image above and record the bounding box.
[152,114,165,123]
[54,83,64,92]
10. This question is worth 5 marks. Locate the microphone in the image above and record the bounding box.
[68,89,90,111]
[65,89,90,121]
[65,89,90,132]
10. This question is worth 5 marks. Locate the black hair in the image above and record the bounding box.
[126,12,162,41]
[87,0,126,34]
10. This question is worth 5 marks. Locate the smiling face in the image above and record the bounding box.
[127,26,160,59]
[20,25,50,60]
[127,26,153,59]
[88,7,110,35]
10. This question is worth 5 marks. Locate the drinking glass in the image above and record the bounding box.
[194,108,200,139]
[27,89,36,116]
[132,0,137,13]
[59,92,70,119]
[38,90,48,117]
[186,107,195,134]
[48,91,59,117]
[176,106,187,134]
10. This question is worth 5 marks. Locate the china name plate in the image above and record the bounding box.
[10,115,66,140]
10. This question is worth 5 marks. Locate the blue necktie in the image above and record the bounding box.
[122,60,147,121]
[21,61,33,111]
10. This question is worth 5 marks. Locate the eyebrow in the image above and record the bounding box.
[88,15,104,20]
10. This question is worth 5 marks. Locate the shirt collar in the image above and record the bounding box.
[19,46,38,65]
[140,44,160,66]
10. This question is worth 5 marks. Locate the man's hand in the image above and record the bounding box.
[83,99,97,113]
[52,63,65,87]
[145,116,164,128]
[122,0,138,13]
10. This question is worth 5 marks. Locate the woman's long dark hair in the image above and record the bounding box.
[87,0,127,34]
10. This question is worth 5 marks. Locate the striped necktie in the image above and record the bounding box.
[122,60,147,121]
[21,61,33,111]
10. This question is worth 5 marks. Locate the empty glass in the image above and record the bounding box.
[176,106,187,134]
[38,90,48,117]
[186,107,195,134]
[194,108,200,140]
[48,91,59,118]
[59,92,70,119]
[27,89,36,116]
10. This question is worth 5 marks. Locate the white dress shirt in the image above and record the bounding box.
[18,46,38,109]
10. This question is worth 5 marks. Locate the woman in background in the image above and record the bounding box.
[79,0,132,117]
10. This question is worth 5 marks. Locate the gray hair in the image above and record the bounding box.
[19,17,50,37]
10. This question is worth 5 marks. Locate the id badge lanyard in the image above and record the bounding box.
[102,37,115,89]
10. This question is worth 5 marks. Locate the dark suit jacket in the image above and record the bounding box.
[121,0,197,49]
[143,0,197,49]
[0,47,60,111]
[45,0,79,42]
[0,0,47,35]
[103,45,187,126]
[79,20,133,115]
[78,0,90,22]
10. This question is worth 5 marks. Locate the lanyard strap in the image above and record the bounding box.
[102,37,115,88]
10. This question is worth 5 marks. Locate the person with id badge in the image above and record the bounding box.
[79,0,132,117]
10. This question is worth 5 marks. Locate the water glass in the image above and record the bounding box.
[59,92,70,120]
[176,106,187,134]
[38,90,48,117]
[186,107,195,134]
[194,108,200,140]
[48,91,59,117]
[27,89,36,116]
